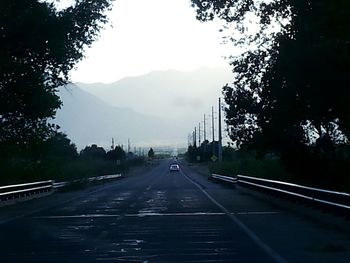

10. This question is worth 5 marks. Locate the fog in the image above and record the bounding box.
[56,67,233,149]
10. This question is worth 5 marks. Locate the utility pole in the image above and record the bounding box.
[198,122,201,146]
[218,98,223,162]
[127,138,130,153]
[211,106,215,143]
[211,106,216,158]
[111,138,115,150]
[194,127,197,147]
[203,114,207,142]
[192,131,195,146]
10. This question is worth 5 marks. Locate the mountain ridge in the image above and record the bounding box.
[54,84,180,149]
[55,67,233,149]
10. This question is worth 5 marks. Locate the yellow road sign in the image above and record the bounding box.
[211,155,217,162]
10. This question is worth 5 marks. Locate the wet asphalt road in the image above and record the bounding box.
[0,159,349,262]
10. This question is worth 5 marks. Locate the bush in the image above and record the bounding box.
[209,147,350,192]
[210,154,293,182]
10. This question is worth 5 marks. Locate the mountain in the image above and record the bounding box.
[54,84,181,149]
[76,67,233,130]
[55,67,233,149]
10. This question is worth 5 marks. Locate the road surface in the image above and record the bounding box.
[0,159,349,262]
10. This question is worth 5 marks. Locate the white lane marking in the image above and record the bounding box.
[34,214,121,219]
[34,211,280,219]
[181,170,288,263]
[34,212,225,219]
[125,212,225,217]
[233,211,280,215]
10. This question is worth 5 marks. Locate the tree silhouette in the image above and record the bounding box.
[106,146,126,161]
[192,0,350,154]
[80,144,106,159]
[0,0,113,152]
[148,148,155,158]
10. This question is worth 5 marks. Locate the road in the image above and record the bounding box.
[0,159,349,262]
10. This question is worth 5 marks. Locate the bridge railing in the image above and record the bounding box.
[211,173,350,214]
[0,174,122,205]
[0,180,53,202]
[211,173,238,184]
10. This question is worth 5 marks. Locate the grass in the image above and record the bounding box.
[209,158,294,182]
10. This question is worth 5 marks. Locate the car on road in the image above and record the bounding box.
[169,164,180,172]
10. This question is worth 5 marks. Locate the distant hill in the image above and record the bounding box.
[77,67,233,130]
[55,67,233,149]
[54,84,181,149]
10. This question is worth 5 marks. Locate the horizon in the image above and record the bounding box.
[56,67,233,150]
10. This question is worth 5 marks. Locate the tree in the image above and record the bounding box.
[106,146,126,161]
[0,0,113,152]
[192,0,350,154]
[148,148,155,158]
[80,144,106,159]
[44,132,78,160]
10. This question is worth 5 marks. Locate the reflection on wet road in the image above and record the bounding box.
[0,159,349,262]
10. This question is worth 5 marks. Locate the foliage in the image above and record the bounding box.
[186,145,199,162]
[0,131,78,184]
[186,140,217,162]
[148,148,155,158]
[0,0,113,183]
[80,144,106,159]
[192,0,350,180]
[209,149,293,182]
[210,146,350,192]
[106,145,126,161]
[0,141,146,186]
[44,132,78,159]
[0,0,113,146]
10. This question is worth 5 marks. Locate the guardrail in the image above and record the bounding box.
[211,173,350,215]
[211,174,238,184]
[0,180,53,202]
[0,174,122,206]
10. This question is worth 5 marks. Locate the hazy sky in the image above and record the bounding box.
[56,0,233,83]
[50,0,236,148]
